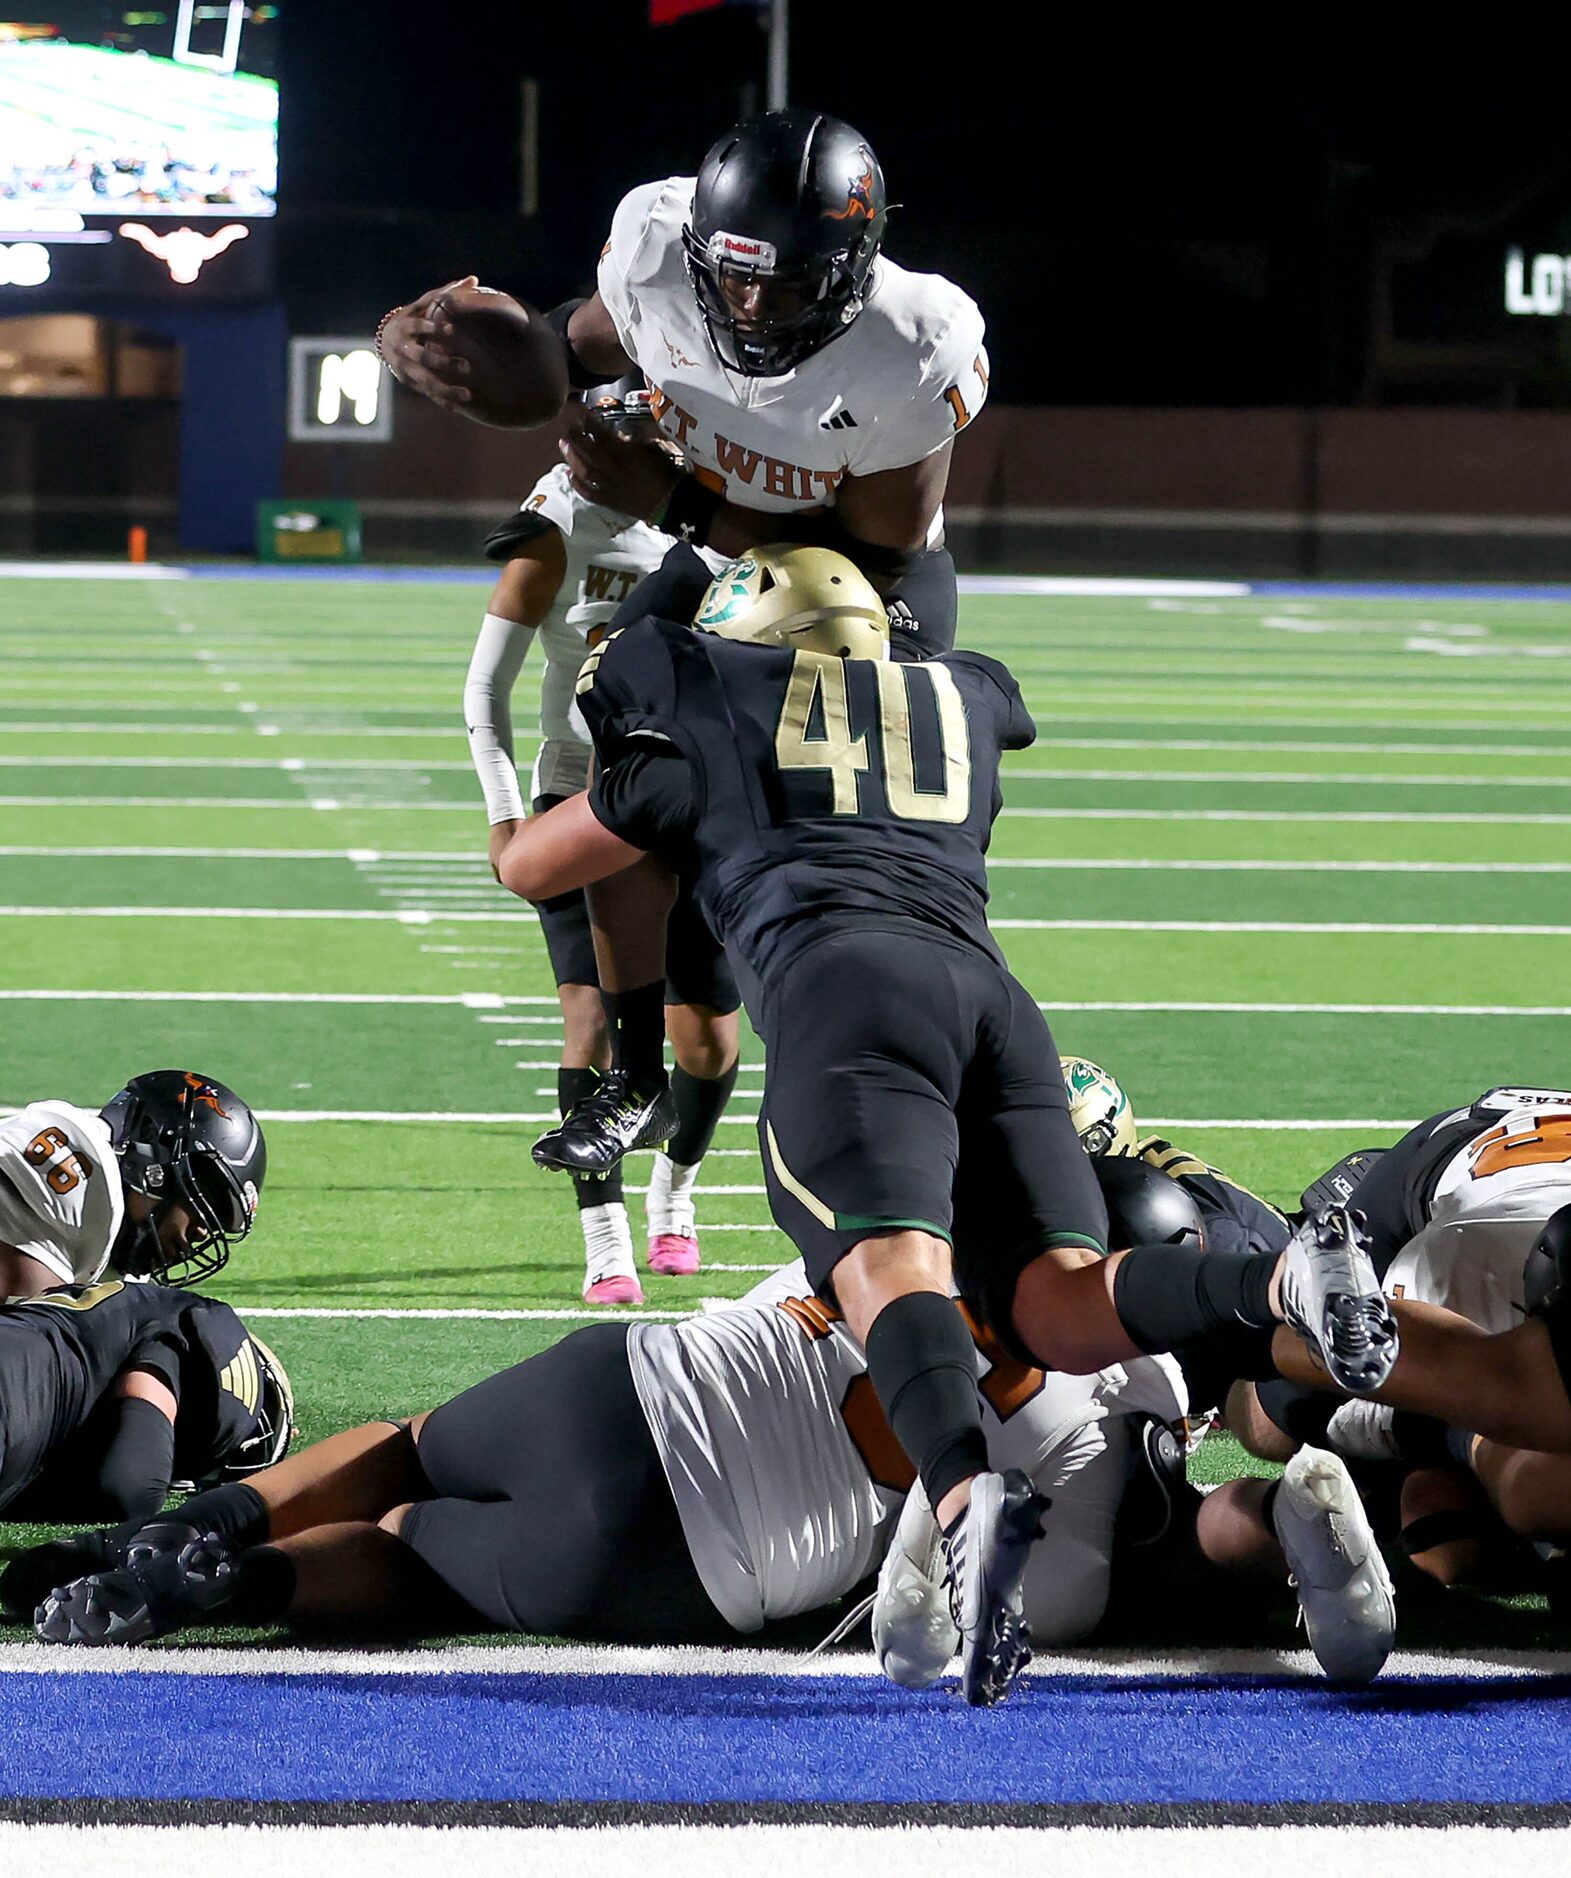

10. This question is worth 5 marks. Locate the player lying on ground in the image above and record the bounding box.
[1231,1084,1571,1465]
[382,110,989,1165]
[0,1070,266,1300]
[16,1263,1181,1650]
[466,380,739,1303]
[20,1244,1387,1683]
[0,1278,291,1550]
[492,544,1399,1702]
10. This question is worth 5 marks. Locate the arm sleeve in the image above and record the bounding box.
[588,748,699,853]
[464,613,535,824]
[2,1394,174,1524]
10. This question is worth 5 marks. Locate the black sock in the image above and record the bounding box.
[163,1480,270,1550]
[1113,1244,1278,1353]
[667,1061,739,1165]
[559,1068,624,1207]
[229,1544,296,1622]
[1259,1479,1281,1531]
[603,982,667,1084]
[863,1291,989,1512]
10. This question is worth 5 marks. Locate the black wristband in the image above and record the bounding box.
[545,298,611,392]
[654,474,723,547]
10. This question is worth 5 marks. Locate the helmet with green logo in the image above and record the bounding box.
[694,544,889,660]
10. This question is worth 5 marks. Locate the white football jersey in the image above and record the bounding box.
[627,1272,1184,1635]
[598,178,989,539]
[0,1101,123,1287]
[466,465,674,806]
[1384,1099,1571,1331]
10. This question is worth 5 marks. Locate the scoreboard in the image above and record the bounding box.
[0,3,277,303]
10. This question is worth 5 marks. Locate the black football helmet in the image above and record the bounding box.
[101,1070,266,1287]
[175,1297,296,1485]
[1094,1156,1206,1254]
[1522,1203,1571,1316]
[682,109,887,377]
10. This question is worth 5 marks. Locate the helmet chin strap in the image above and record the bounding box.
[111,1206,166,1279]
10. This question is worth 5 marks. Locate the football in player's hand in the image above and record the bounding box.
[432,284,568,428]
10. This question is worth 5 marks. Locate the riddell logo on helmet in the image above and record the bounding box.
[707,231,778,270]
[824,169,876,221]
[182,1072,230,1119]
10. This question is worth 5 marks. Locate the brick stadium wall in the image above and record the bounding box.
[8,396,1571,574]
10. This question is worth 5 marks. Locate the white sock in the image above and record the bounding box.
[581,1201,635,1284]
[645,1154,701,1239]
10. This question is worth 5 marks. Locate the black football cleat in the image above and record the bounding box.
[1279,1205,1399,1396]
[943,1468,1046,1708]
[531,1070,679,1178]
[35,1525,237,1647]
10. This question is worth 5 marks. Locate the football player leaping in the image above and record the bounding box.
[0,1070,267,1299]
[467,382,741,1303]
[493,549,1395,1703]
[382,110,990,1165]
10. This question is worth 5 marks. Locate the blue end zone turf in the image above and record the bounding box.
[4,1669,1571,1805]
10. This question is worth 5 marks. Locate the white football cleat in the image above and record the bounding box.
[872,1483,958,1690]
[1273,1445,1396,1685]
[1278,1205,1399,1395]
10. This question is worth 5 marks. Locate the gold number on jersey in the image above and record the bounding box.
[876,662,972,824]
[775,654,869,814]
[1470,1113,1571,1182]
[21,1280,124,1312]
[775,653,972,823]
[23,1126,94,1196]
[574,627,623,697]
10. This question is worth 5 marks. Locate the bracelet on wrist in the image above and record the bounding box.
[374,305,404,366]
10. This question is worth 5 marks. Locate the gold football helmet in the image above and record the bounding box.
[1061,1055,1138,1157]
[694,544,890,660]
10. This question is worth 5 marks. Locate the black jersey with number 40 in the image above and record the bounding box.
[578,616,1036,985]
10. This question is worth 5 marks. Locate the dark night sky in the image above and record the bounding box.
[276,6,1571,407]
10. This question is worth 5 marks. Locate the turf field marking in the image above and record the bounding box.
[0,849,481,861]
[239,1307,690,1321]
[0,1640,1561,1677]
[1037,737,1571,757]
[6,907,1567,935]
[1000,808,1571,824]
[0,755,477,771]
[1006,766,1571,788]
[0,796,478,810]
[0,993,1560,1019]
[990,858,1571,873]
[995,919,1571,935]
[1046,999,1571,1016]
[5,1108,1418,1130]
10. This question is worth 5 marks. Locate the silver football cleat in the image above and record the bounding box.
[873,1482,958,1690]
[1273,1445,1396,1684]
[943,1468,1045,1707]
[1278,1205,1399,1395]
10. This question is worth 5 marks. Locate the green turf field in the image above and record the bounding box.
[1,570,1568,1562]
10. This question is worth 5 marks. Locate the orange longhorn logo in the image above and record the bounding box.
[824,169,876,222]
[119,222,249,284]
[183,1072,231,1118]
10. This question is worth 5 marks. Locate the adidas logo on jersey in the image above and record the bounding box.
[819,407,858,430]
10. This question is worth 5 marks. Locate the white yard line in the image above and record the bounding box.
[0,991,1564,1018]
[0,796,477,810]
[2,906,1565,934]
[0,1107,1405,1129]
[1033,736,1571,757]
[0,847,477,860]
[990,857,1571,873]
[0,754,476,771]
[1000,807,1571,824]
[1004,766,1571,788]
[240,1307,689,1321]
